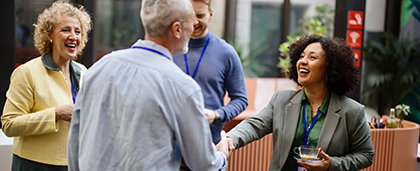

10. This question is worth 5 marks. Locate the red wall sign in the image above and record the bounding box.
[353,49,361,68]
[346,30,363,49]
[347,10,363,68]
[347,11,364,30]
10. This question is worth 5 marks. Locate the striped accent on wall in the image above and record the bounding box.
[361,119,419,171]
[227,134,273,171]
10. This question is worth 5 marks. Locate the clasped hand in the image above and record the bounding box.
[204,108,216,124]
[216,131,234,158]
[55,104,74,122]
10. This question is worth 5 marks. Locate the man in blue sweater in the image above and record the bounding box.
[173,0,248,144]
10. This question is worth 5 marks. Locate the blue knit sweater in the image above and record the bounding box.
[173,32,248,142]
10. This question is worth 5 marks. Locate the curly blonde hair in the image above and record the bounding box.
[33,0,92,58]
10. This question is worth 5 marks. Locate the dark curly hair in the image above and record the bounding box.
[288,34,360,96]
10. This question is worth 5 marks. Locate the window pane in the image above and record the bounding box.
[247,2,307,78]
[15,0,53,65]
[249,3,282,77]
[95,0,143,61]
[289,5,307,35]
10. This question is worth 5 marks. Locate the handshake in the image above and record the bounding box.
[216,130,236,158]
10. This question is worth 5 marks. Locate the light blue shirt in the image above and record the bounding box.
[67,39,227,171]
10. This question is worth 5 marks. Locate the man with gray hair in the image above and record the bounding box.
[67,0,230,170]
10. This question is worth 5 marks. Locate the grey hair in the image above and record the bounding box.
[141,0,192,38]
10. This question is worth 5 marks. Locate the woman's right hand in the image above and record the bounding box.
[55,104,74,122]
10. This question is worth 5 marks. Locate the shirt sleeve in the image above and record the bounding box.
[216,49,248,122]
[175,90,228,171]
[1,66,57,137]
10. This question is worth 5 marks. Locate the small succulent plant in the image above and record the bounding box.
[395,104,411,128]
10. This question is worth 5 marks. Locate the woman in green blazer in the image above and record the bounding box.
[227,35,374,171]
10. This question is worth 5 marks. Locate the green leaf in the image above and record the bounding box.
[366,71,393,87]
[401,0,414,28]
[412,0,420,11]
[363,32,420,109]
[413,12,420,22]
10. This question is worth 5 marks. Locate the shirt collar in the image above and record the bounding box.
[41,53,60,71]
[189,31,210,47]
[302,89,332,115]
[41,52,83,76]
[131,39,173,61]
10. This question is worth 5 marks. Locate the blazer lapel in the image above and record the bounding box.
[318,92,341,151]
[280,90,303,164]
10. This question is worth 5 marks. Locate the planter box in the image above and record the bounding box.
[361,117,420,171]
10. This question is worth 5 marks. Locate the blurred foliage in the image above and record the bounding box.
[362,33,420,110]
[401,0,420,28]
[112,20,141,48]
[410,0,420,22]
[277,36,299,74]
[231,35,271,78]
[277,4,335,75]
[293,4,335,38]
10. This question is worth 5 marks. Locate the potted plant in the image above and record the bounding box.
[362,33,420,114]
[395,104,412,128]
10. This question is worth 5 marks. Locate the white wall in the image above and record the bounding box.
[0,130,13,171]
[365,0,387,33]
[208,0,227,38]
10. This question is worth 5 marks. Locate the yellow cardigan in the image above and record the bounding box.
[1,54,87,166]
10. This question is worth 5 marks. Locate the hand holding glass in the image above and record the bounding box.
[294,145,319,160]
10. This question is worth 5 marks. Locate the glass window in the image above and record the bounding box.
[249,3,283,77]
[246,2,307,77]
[15,0,54,66]
[289,5,307,35]
[94,0,143,61]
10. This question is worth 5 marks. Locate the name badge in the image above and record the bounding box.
[297,164,307,171]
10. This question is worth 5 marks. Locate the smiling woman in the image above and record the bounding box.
[33,1,91,59]
[227,35,374,171]
[50,16,82,65]
[1,1,91,170]
[288,35,360,96]
[296,42,326,91]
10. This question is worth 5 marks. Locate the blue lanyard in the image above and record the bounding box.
[184,34,211,78]
[302,105,321,146]
[132,46,171,60]
[70,70,75,104]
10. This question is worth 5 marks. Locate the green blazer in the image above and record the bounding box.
[227,90,374,171]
